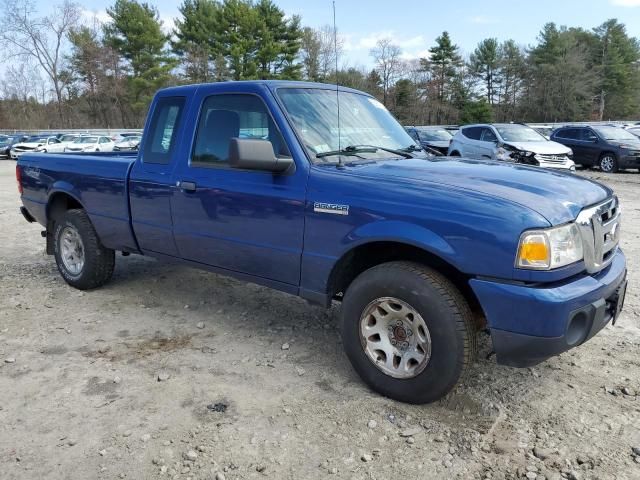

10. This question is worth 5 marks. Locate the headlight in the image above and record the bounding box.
[496,147,512,161]
[516,223,583,270]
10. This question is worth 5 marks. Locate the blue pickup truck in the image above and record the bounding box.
[17,81,627,403]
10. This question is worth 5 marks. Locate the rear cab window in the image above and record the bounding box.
[142,96,186,164]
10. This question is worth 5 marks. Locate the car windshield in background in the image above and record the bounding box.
[60,135,78,142]
[417,129,452,141]
[593,126,638,141]
[75,136,98,144]
[277,88,417,162]
[25,136,46,143]
[495,125,546,142]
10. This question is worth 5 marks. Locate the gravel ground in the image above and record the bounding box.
[1,161,639,480]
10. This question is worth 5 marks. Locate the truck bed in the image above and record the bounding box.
[19,151,139,252]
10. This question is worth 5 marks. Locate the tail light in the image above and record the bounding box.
[16,164,23,194]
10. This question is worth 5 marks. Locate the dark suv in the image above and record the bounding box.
[551,125,640,173]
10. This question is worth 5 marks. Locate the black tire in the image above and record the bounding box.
[53,209,115,290]
[341,261,477,404]
[450,151,461,157]
[599,152,618,173]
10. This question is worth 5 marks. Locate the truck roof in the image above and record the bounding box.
[157,80,370,97]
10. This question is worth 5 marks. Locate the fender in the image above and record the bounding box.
[343,219,457,262]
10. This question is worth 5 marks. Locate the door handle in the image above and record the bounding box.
[176,180,197,192]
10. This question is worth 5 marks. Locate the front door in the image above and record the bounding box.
[171,90,307,287]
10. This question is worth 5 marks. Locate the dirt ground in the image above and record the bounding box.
[1,160,639,480]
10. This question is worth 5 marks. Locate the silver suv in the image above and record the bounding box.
[448,123,575,171]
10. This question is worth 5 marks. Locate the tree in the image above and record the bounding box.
[104,0,175,119]
[300,25,343,82]
[423,32,462,104]
[172,0,222,82]
[593,19,640,119]
[469,38,501,105]
[370,38,402,107]
[460,99,493,124]
[0,0,81,124]
[254,0,302,79]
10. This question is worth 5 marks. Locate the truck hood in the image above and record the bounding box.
[503,140,571,155]
[346,157,611,225]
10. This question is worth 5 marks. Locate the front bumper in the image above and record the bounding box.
[470,249,627,367]
[619,154,640,168]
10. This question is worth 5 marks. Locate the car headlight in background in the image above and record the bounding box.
[517,223,583,270]
[496,147,513,161]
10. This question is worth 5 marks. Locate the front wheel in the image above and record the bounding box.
[599,153,618,173]
[341,261,477,404]
[53,209,115,289]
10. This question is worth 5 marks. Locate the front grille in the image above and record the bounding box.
[534,154,569,163]
[15,146,35,152]
[576,197,620,274]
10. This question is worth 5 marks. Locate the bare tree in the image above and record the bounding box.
[370,38,402,107]
[0,0,80,124]
[300,25,344,82]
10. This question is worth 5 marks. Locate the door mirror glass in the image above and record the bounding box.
[229,138,293,173]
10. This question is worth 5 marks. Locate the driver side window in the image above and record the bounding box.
[480,128,498,143]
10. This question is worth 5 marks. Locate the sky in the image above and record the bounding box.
[71,0,640,67]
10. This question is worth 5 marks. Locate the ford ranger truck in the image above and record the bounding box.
[16,81,627,404]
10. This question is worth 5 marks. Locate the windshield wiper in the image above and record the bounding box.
[316,144,413,159]
[401,144,422,153]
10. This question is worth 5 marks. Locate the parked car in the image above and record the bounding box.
[529,125,555,140]
[405,126,452,155]
[1,134,29,158]
[625,126,640,138]
[64,135,115,153]
[50,134,83,152]
[10,136,62,159]
[113,135,142,151]
[550,125,640,173]
[449,123,575,171]
[17,81,626,404]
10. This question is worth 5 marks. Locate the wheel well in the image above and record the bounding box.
[450,151,460,157]
[47,192,83,223]
[599,151,617,160]
[327,241,483,320]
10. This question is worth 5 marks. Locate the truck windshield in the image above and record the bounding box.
[277,88,417,163]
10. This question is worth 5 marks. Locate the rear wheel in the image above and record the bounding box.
[341,261,477,404]
[53,209,115,289]
[599,153,618,173]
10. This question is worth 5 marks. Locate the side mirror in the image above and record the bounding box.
[229,138,293,173]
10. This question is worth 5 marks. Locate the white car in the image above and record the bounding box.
[448,123,575,171]
[626,126,640,138]
[64,135,115,153]
[10,136,62,158]
[44,134,83,152]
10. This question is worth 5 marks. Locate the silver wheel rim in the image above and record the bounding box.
[359,297,432,379]
[60,226,85,276]
[601,156,614,172]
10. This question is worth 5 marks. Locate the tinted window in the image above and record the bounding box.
[480,128,498,143]
[142,96,185,165]
[555,129,579,140]
[192,94,290,168]
[462,127,483,140]
[581,129,598,142]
